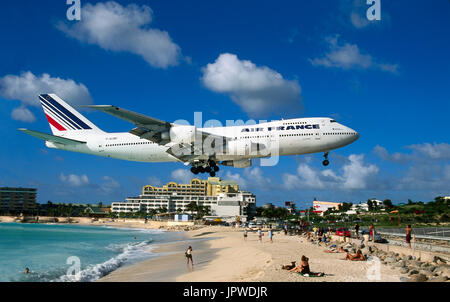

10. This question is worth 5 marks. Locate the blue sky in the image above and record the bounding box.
[0,0,449,208]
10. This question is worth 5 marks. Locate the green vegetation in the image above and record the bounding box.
[255,196,449,229]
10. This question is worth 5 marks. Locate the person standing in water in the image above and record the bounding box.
[243,228,248,241]
[185,246,193,266]
[268,229,273,243]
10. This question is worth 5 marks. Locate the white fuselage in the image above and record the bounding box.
[45,117,359,163]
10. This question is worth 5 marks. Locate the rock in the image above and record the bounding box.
[385,257,396,263]
[400,268,410,274]
[409,274,428,282]
[428,276,448,282]
[407,255,413,260]
[433,256,447,264]
[434,265,450,276]
[400,277,409,282]
[419,270,434,277]
[408,269,419,276]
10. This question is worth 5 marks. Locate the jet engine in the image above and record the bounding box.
[161,125,196,144]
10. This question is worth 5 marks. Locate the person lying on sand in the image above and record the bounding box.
[324,247,346,253]
[289,256,310,274]
[344,249,366,261]
[281,261,296,270]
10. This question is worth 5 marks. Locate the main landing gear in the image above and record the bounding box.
[322,152,330,166]
[190,160,220,177]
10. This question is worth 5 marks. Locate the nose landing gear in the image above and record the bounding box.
[322,152,330,166]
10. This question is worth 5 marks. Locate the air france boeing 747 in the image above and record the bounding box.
[19,94,359,177]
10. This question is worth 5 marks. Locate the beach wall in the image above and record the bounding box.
[330,234,449,262]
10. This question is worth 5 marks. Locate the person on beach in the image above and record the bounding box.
[406,225,412,248]
[258,227,262,242]
[369,224,374,240]
[268,229,273,243]
[243,228,248,241]
[344,249,366,261]
[185,246,193,266]
[25,267,29,274]
[281,261,296,270]
[289,255,310,274]
[324,246,346,253]
[354,223,360,239]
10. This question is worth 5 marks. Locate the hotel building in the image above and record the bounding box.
[111,177,256,221]
[0,187,37,214]
[312,200,343,216]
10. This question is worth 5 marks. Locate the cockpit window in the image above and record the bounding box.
[330,120,337,123]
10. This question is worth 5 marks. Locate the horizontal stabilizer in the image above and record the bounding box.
[18,129,86,145]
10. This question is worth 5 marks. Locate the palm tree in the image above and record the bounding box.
[186,201,198,215]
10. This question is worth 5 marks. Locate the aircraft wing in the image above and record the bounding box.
[18,129,86,145]
[83,105,172,144]
[84,105,230,163]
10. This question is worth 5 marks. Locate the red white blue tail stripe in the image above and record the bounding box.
[39,94,92,131]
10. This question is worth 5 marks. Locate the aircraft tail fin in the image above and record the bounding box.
[38,94,104,135]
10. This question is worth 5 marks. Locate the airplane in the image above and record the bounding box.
[19,94,360,177]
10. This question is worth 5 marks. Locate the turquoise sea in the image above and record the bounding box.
[0,222,185,282]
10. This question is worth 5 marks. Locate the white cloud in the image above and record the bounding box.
[244,167,272,188]
[297,164,325,189]
[98,176,121,194]
[224,171,248,188]
[407,143,450,160]
[201,53,302,117]
[310,36,398,73]
[373,143,450,193]
[282,154,379,190]
[57,1,181,68]
[171,169,192,184]
[374,143,450,163]
[147,176,163,187]
[341,154,379,189]
[60,173,90,187]
[11,106,36,122]
[373,145,409,163]
[350,11,369,29]
[0,71,92,121]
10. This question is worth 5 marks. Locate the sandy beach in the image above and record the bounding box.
[98,226,405,282]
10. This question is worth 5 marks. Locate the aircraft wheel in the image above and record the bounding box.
[213,165,219,172]
[210,171,216,177]
[205,166,212,173]
[198,166,205,173]
[322,160,329,166]
[190,167,199,174]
